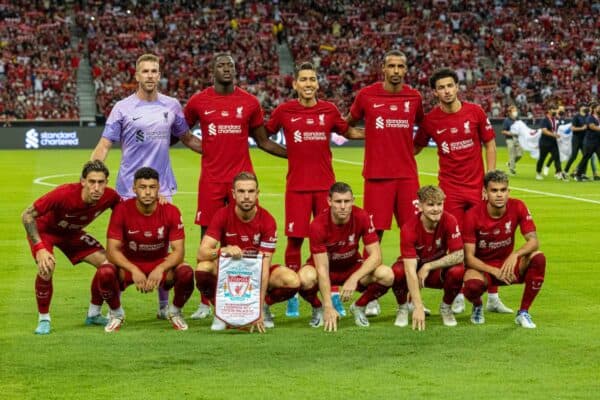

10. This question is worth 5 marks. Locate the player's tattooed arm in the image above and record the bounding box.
[22,205,42,244]
[345,126,365,139]
[423,249,464,271]
[514,231,539,257]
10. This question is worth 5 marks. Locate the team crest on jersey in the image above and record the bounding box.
[348,234,355,245]
[404,101,410,113]
[504,221,512,234]
[236,106,244,119]
[224,273,252,300]
[464,121,471,134]
[390,105,398,111]
[157,226,165,240]
[253,233,261,246]
[319,114,325,126]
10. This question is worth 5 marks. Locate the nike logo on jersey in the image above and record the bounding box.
[225,232,237,237]
[65,214,77,217]
[128,230,140,234]
[291,117,302,122]
[204,110,216,115]
[132,116,142,121]
[373,104,385,108]
[436,129,447,134]
[415,245,425,250]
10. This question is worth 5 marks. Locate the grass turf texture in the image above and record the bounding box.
[1,147,598,399]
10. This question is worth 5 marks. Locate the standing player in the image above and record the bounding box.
[575,102,600,181]
[535,103,567,180]
[21,160,120,334]
[346,49,424,317]
[501,105,523,175]
[265,61,361,317]
[184,53,287,320]
[462,171,546,328]
[90,53,201,318]
[414,68,510,315]
[95,167,194,332]
[195,172,299,332]
[391,186,464,330]
[298,182,394,332]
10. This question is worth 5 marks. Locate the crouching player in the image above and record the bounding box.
[392,185,465,330]
[22,160,120,334]
[195,172,299,332]
[94,167,194,332]
[463,170,546,328]
[298,182,393,331]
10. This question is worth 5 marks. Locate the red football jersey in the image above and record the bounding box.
[107,198,185,263]
[415,102,496,192]
[349,82,424,179]
[183,87,264,183]
[266,99,348,191]
[400,211,463,266]
[34,183,120,234]
[309,206,378,272]
[206,204,277,254]
[463,198,536,267]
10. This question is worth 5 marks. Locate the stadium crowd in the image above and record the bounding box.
[1,0,598,121]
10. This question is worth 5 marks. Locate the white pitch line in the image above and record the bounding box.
[34,173,79,187]
[333,157,600,205]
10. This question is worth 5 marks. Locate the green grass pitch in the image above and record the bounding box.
[1,147,599,399]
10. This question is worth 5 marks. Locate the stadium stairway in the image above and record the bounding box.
[277,42,295,75]
[76,57,97,125]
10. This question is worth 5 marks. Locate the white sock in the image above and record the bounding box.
[110,307,125,318]
[488,293,499,301]
[169,304,181,315]
[87,303,102,317]
[39,313,50,322]
[455,293,465,300]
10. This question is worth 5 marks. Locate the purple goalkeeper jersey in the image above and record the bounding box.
[102,93,189,198]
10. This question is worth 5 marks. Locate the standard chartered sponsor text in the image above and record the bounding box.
[40,132,79,146]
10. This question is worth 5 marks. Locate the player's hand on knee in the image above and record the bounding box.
[35,249,55,276]
[323,306,338,332]
[417,265,431,288]
[146,268,163,292]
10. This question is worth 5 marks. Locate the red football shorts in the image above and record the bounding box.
[441,185,484,230]
[363,177,420,230]
[28,231,104,265]
[285,190,329,238]
[195,180,233,226]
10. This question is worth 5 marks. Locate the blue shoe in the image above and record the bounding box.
[285,295,300,318]
[34,320,51,335]
[85,314,109,326]
[332,292,346,317]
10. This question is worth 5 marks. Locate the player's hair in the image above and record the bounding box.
[212,53,235,68]
[484,170,509,188]
[507,105,517,113]
[134,167,159,182]
[417,185,445,203]
[577,102,588,110]
[383,49,406,64]
[233,171,258,188]
[329,182,353,197]
[429,68,458,89]
[294,61,317,78]
[136,54,160,71]
[82,160,109,179]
